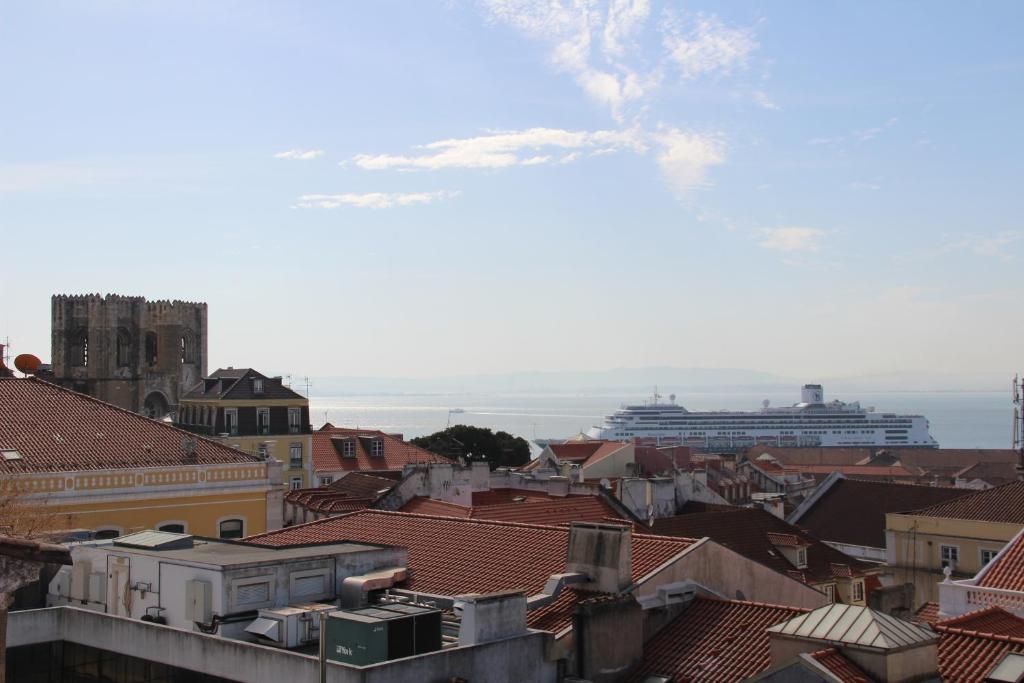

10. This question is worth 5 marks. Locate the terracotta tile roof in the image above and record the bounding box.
[935,624,1024,682]
[977,528,1024,590]
[627,596,809,682]
[285,472,399,514]
[955,461,1022,487]
[809,648,873,682]
[399,497,473,518]
[401,492,630,526]
[795,478,972,548]
[0,377,260,474]
[246,510,695,633]
[791,464,921,479]
[766,531,810,548]
[311,427,451,474]
[525,586,598,635]
[649,507,874,586]
[549,441,628,468]
[907,481,1024,525]
[937,607,1024,638]
[635,446,689,475]
[914,601,941,626]
[746,446,1020,471]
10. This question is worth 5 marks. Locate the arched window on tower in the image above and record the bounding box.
[71,329,89,367]
[181,329,196,364]
[145,332,158,367]
[116,328,132,367]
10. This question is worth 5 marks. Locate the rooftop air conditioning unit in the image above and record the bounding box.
[245,603,336,649]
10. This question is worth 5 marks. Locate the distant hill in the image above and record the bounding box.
[299,366,1008,396]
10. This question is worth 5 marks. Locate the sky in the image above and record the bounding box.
[1,1,1023,383]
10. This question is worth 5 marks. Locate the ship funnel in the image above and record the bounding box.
[801,384,824,404]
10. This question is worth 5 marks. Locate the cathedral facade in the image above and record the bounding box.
[51,294,207,417]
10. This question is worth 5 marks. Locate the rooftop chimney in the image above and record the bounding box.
[566,523,632,594]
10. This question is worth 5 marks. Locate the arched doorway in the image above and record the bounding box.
[143,391,170,419]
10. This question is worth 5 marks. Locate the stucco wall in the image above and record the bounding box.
[8,607,557,683]
[639,539,828,609]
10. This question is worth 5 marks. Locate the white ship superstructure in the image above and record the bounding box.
[585,384,938,451]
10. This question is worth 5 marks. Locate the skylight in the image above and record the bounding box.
[1,449,23,461]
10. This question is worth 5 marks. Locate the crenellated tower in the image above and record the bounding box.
[51,293,207,417]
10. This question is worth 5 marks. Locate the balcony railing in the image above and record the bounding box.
[939,579,1024,618]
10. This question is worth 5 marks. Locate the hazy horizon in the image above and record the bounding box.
[3,2,1022,382]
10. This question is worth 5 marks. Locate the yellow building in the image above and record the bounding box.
[0,377,283,539]
[175,368,313,490]
[885,480,1024,606]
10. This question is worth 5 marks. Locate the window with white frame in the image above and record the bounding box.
[796,548,808,568]
[342,440,356,458]
[852,581,864,602]
[289,442,303,468]
[288,407,301,434]
[823,584,835,602]
[370,439,384,457]
[290,477,302,490]
[981,548,1000,566]
[320,476,334,486]
[257,408,270,435]
[224,408,239,436]
[941,545,960,569]
[253,378,264,394]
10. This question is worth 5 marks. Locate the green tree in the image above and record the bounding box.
[411,425,531,470]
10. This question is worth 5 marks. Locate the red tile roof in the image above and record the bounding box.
[246,510,695,632]
[794,478,972,548]
[914,601,941,626]
[937,607,1024,638]
[955,461,1022,488]
[285,472,400,514]
[809,648,873,682]
[0,377,260,473]
[791,464,921,479]
[977,528,1024,590]
[311,427,451,474]
[935,624,1024,682]
[400,488,632,525]
[907,481,1024,525]
[649,507,874,586]
[627,596,809,682]
[549,441,628,468]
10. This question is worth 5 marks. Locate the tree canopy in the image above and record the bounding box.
[411,425,531,470]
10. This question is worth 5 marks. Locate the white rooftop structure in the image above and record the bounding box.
[766,603,936,651]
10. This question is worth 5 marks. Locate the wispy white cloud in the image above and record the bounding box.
[757,226,826,252]
[849,179,882,191]
[352,126,647,171]
[293,190,460,209]
[651,128,726,196]
[940,231,1023,260]
[854,117,898,142]
[661,11,758,79]
[476,2,762,120]
[274,149,325,160]
[752,89,778,110]
[478,0,656,120]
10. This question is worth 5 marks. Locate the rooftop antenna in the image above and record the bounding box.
[303,376,312,398]
[1014,375,1024,481]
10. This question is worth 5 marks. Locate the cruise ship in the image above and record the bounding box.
[585,384,938,451]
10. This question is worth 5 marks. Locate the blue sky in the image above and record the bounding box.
[1,1,1022,381]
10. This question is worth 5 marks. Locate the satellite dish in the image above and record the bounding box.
[14,354,42,375]
[669,393,676,404]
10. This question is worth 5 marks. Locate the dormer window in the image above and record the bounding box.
[370,439,384,457]
[343,440,356,458]
[796,547,808,569]
[253,378,264,394]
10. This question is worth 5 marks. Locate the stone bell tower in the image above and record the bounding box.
[51,293,207,418]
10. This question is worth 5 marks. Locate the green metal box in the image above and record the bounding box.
[324,608,415,666]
